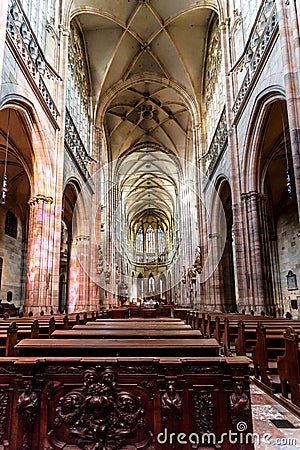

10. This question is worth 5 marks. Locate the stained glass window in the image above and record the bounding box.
[136,226,143,253]
[146,225,155,254]
[5,211,17,239]
[157,226,166,253]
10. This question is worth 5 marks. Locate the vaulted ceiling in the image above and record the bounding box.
[70,0,217,240]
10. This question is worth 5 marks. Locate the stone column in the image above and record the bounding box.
[48,26,70,313]
[241,191,268,313]
[275,0,300,215]
[0,0,9,83]
[219,19,250,312]
[24,195,54,314]
[68,235,90,312]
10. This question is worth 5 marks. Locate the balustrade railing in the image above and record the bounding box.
[6,0,60,121]
[65,109,94,178]
[204,107,228,177]
[232,0,278,117]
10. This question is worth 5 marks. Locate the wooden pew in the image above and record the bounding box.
[277,327,300,408]
[0,321,18,356]
[0,320,40,356]
[173,308,191,320]
[16,337,220,357]
[252,322,285,392]
[0,355,253,450]
[95,317,183,323]
[51,329,202,339]
[0,317,59,349]
[235,320,300,356]
[197,312,276,342]
[0,314,69,331]
[72,324,191,331]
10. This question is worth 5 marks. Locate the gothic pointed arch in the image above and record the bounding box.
[241,93,298,315]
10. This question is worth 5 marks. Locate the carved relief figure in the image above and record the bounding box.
[194,389,214,434]
[161,382,182,430]
[17,379,38,450]
[188,265,197,283]
[230,381,251,428]
[0,389,8,444]
[97,246,104,273]
[105,264,111,283]
[181,266,186,284]
[54,368,145,450]
[194,245,203,274]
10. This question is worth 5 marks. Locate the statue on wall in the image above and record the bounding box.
[194,245,203,274]
[161,381,182,430]
[97,246,104,274]
[229,381,251,429]
[105,264,111,283]
[17,379,38,450]
[188,265,197,284]
[181,266,186,284]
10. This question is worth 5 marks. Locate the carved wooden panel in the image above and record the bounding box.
[0,357,253,450]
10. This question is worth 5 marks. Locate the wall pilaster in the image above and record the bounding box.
[275,0,300,215]
[24,195,54,314]
[219,19,250,312]
[241,191,272,314]
[0,0,8,83]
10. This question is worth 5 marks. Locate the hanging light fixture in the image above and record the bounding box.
[280,103,292,199]
[1,110,10,205]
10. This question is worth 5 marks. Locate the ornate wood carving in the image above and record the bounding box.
[51,368,145,449]
[161,381,182,430]
[184,364,223,374]
[44,365,84,374]
[120,365,157,374]
[0,388,8,444]
[0,357,253,449]
[17,379,39,450]
[0,365,17,374]
[229,381,251,430]
[194,389,214,434]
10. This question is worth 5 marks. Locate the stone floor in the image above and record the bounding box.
[251,384,300,449]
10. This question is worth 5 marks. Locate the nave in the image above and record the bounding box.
[0,307,300,449]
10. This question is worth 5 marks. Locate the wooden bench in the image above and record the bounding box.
[190,311,276,341]
[205,315,300,357]
[0,320,41,356]
[0,355,253,450]
[252,322,287,392]
[0,302,19,317]
[51,329,202,339]
[0,322,18,356]
[73,322,191,330]
[95,317,183,323]
[0,317,56,338]
[16,337,220,357]
[174,308,191,320]
[277,327,300,408]
[235,320,300,356]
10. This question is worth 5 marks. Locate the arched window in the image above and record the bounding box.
[0,258,3,289]
[149,274,155,293]
[67,22,90,149]
[5,211,17,239]
[146,225,155,254]
[136,226,143,253]
[157,226,166,253]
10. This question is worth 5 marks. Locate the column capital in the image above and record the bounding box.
[75,235,90,243]
[28,195,53,206]
[241,191,264,201]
